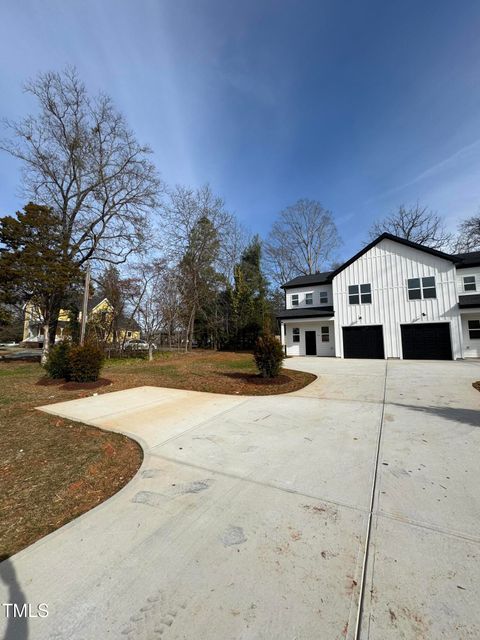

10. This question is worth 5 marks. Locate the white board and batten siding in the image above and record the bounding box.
[456,266,480,293]
[332,238,463,359]
[284,320,335,356]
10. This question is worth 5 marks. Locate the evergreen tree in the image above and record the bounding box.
[0,203,82,363]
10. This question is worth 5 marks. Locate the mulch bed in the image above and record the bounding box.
[36,376,113,390]
[473,381,480,392]
[223,372,302,386]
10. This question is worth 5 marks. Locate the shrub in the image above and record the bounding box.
[253,334,285,378]
[44,341,72,379]
[69,343,105,382]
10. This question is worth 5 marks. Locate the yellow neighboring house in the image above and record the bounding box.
[23,295,141,344]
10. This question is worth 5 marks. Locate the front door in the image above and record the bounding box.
[305,330,317,356]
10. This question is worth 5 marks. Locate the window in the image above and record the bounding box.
[464,276,477,292]
[348,285,359,305]
[291,294,299,307]
[319,291,328,304]
[468,320,480,340]
[408,276,436,300]
[321,326,330,342]
[360,283,372,303]
[305,292,313,305]
[292,327,300,343]
[127,331,132,338]
[349,283,371,304]
[422,276,436,299]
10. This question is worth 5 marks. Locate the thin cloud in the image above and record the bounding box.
[366,137,480,205]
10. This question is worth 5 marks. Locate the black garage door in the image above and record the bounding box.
[401,323,452,360]
[343,326,385,359]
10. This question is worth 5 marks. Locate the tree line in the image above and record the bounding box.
[1,68,479,362]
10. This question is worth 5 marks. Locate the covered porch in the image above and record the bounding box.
[278,310,335,357]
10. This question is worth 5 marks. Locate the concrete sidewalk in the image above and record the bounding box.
[1,358,479,639]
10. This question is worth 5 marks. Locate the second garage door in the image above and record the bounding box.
[401,323,452,360]
[343,326,385,359]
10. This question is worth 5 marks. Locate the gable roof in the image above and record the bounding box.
[280,233,480,289]
[329,233,460,279]
[281,271,333,289]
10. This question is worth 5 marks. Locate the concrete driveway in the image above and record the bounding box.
[1,359,479,639]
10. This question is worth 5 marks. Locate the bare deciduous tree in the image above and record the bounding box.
[128,260,167,361]
[161,184,235,350]
[0,68,162,354]
[264,198,341,286]
[369,204,452,250]
[454,214,480,252]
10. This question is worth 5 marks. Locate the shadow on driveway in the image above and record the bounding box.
[390,403,480,429]
[0,554,29,640]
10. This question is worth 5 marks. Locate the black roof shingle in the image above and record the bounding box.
[276,306,334,319]
[281,272,333,289]
[458,294,480,308]
[453,251,480,269]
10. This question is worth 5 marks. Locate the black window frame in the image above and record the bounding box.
[349,283,371,304]
[292,327,300,343]
[463,275,477,292]
[348,285,360,305]
[360,283,372,304]
[408,276,436,300]
[468,320,480,340]
[321,326,330,342]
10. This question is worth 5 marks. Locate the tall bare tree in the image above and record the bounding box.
[0,68,161,358]
[369,204,452,249]
[454,214,480,252]
[131,261,167,361]
[264,198,341,286]
[161,185,235,350]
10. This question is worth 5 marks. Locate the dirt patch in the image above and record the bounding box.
[473,381,480,392]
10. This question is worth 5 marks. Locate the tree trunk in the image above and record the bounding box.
[41,322,50,366]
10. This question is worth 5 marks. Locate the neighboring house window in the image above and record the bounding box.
[127,331,132,338]
[321,326,330,342]
[468,320,480,339]
[349,284,371,304]
[291,294,299,306]
[319,291,328,304]
[408,276,436,300]
[305,293,313,305]
[463,276,477,292]
[292,328,300,343]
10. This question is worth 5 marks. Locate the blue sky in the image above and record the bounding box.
[1,0,480,259]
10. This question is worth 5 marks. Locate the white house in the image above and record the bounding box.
[278,233,480,360]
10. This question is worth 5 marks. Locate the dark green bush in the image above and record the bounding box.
[69,343,105,382]
[253,334,285,378]
[44,341,72,379]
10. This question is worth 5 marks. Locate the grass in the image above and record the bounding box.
[0,350,315,558]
